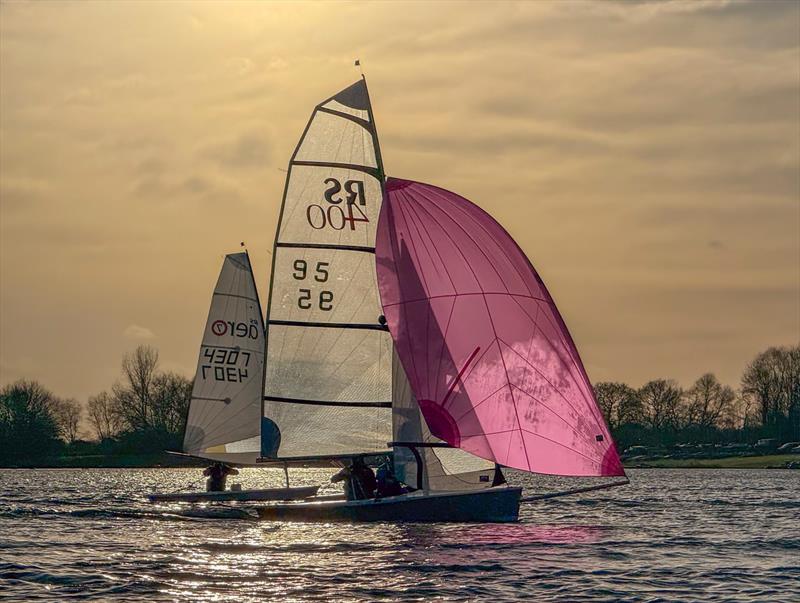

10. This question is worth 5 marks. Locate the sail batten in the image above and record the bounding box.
[376,178,625,477]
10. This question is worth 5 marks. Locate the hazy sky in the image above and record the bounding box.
[1,0,798,413]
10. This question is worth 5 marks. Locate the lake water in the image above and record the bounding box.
[0,468,797,601]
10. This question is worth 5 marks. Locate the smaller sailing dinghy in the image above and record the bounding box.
[253,77,627,522]
[147,252,318,504]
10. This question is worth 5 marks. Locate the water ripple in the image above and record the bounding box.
[1,467,799,602]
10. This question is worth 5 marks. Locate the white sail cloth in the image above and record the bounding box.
[182,252,264,464]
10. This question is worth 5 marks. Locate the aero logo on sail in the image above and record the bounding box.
[211,320,260,339]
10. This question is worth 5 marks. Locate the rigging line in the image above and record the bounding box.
[406,196,532,471]
[441,346,481,410]
[507,295,596,413]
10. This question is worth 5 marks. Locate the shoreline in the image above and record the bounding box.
[1,453,798,470]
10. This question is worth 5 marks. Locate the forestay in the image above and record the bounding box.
[183,252,264,464]
[262,80,393,459]
[376,178,625,477]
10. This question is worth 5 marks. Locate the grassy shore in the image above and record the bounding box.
[627,454,800,469]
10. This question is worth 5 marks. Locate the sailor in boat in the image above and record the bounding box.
[203,462,239,492]
[331,458,377,500]
[376,462,406,498]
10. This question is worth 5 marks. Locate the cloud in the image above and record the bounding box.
[0,0,796,402]
[202,132,272,169]
[123,325,156,340]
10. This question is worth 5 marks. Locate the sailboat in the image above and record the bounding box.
[254,77,627,522]
[147,252,318,503]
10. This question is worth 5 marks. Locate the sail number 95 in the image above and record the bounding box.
[293,259,333,311]
[306,178,369,231]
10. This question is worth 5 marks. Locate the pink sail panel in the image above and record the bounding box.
[375,178,624,477]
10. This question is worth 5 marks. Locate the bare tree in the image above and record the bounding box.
[116,345,159,430]
[150,372,192,434]
[638,379,683,430]
[87,391,121,440]
[0,380,62,459]
[741,345,800,438]
[684,374,735,431]
[53,398,82,443]
[594,382,640,429]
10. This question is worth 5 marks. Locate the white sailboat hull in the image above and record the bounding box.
[147,485,319,503]
[256,485,522,523]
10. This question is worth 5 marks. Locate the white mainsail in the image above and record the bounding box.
[261,79,393,459]
[182,252,264,464]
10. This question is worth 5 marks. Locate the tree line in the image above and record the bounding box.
[594,345,799,450]
[1,343,797,463]
[0,345,191,463]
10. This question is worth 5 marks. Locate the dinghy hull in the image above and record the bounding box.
[256,486,522,523]
[147,485,319,503]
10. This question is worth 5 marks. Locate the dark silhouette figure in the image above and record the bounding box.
[331,457,377,500]
[203,462,238,492]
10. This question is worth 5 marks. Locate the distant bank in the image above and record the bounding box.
[1,453,798,470]
[0,453,205,469]
[627,454,800,469]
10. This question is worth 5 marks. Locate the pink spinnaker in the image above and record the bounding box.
[376,178,625,477]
